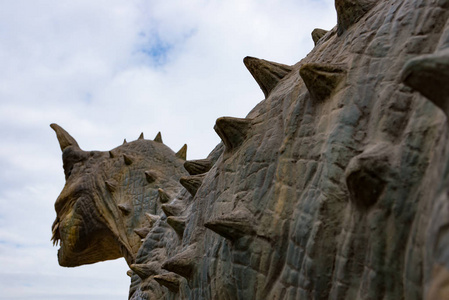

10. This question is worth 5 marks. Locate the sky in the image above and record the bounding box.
[0,0,336,299]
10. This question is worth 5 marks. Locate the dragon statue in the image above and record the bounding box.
[51,0,449,299]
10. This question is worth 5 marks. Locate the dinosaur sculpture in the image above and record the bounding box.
[51,0,449,299]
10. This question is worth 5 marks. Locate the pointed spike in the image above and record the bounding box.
[145,171,157,183]
[335,0,377,36]
[204,209,256,241]
[162,244,197,278]
[154,132,163,143]
[158,188,171,203]
[118,203,132,215]
[145,213,160,226]
[167,216,187,237]
[123,139,127,145]
[161,204,184,217]
[184,159,213,175]
[153,273,181,293]
[138,132,144,140]
[401,48,449,117]
[109,151,115,158]
[105,179,118,192]
[311,28,328,46]
[243,56,292,98]
[123,154,133,165]
[214,117,252,151]
[134,227,150,239]
[50,124,80,152]
[130,263,159,280]
[299,63,347,102]
[180,174,205,197]
[126,270,133,277]
[175,144,187,160]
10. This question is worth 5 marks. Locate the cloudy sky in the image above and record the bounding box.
[0,0,336,299]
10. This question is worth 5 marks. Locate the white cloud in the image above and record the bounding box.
[0,0,336,298]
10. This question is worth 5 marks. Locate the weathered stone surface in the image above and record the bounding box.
[51,0,449,299]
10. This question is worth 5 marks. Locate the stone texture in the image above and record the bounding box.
[50,0,449,299]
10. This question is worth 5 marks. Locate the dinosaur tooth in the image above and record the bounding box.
[243,56,293,98]
[145,213,160,226]
[105,179,118,192]
[311,28,328,46]
[167,216,187,237]
[204,209,256,241]
[180,174,205,197]
[123,154,133,165]
[154,132,163,143]
[158,188,171,203]
[118,203,132,215]
[161,204,184,217]
[335,0,377,36]
[134,227,151,239]
[138,132,144,140]
[299,63,347,102]
[123,139,127,145]
[184,159,213,175]
[144,171,157,183]
[153,273,181,293]
[130,262,159,280]
[162,244,197,278]
[50,123,80,151]
[175,144,187,160]
[214,117,252,152]
[401,48,449,117]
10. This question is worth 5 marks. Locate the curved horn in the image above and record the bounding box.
[50,123,80,151]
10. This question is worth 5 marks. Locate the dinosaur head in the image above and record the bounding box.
[50,124,188,267]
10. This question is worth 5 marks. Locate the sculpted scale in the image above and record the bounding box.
[50,0,449,299]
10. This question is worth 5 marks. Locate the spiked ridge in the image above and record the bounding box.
[134,227,150,239]
[401,48,449,117]
[214,117,252,152]
[176,144,187,160]
[105,179,118,192]
[123,154,133,165]
[167,216,186,237]
[311,28,328,46]
[243,56,293,98]
[204,209,256,241]
[158,188,171,203]
[118,203,132,215]
[184,159,213,175]
[153,273,181,293]
[138,132,144,140]
[154,132,163,143]
[299,63,347,102]
[335,0,377,36]
[130,262,159,280]
[180,174,205,197]
[161,204,184,217]
[145,213,160,226]
[162,244,197,278]
[144,171,157,183]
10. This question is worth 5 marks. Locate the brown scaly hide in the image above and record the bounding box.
[52,0,449,299]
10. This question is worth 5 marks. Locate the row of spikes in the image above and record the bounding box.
[244,55,347,103]
[121,131,187,160]
[128,207,257,286]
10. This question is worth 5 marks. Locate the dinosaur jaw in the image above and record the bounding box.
[52,197,123,267]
